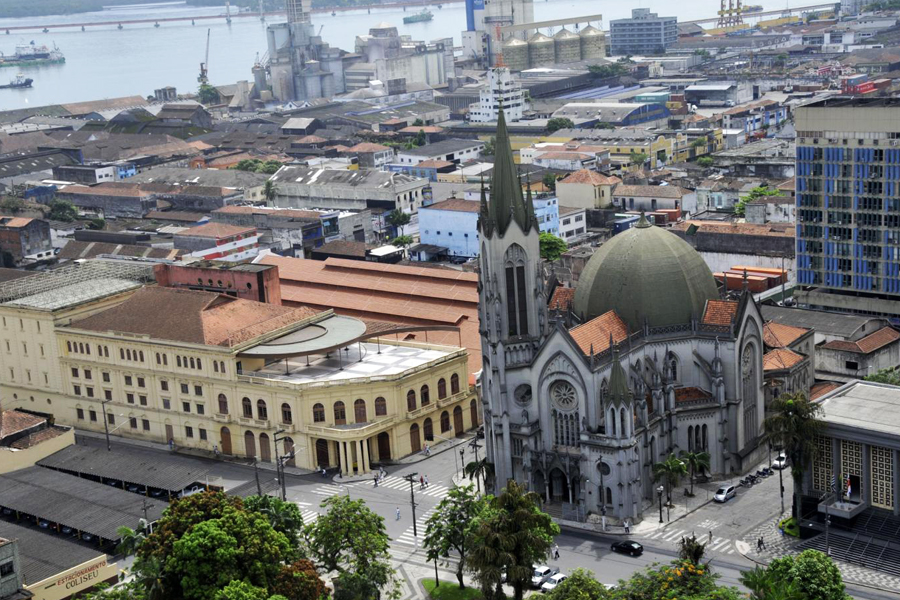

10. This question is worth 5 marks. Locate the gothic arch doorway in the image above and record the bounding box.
[549,468,569,503]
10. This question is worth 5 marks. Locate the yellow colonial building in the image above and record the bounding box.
[0,262,477,475]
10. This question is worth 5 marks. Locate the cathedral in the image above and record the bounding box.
[478,111,768,523]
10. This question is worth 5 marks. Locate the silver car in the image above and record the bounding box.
[531,565,559,588]
[541,573,568,593]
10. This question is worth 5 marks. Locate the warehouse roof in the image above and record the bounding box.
[37,444,210,492]
[760,305,890,340]
[0,467,166,540]
[398,138,484,157]
[270,165,423,188]
[0,520,105,585]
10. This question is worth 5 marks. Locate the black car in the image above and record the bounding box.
[611,541,643,556]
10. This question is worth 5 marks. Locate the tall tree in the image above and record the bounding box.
[463,457,494,493]
[677,532,707,566]
[539,232,568,261]
[466,480,559,600]
[652,453,688,503]
[263,180,277,203]
[385,208,411,236]
[760,550,849,600]
[740,566,806,600]
[272,559,328,600]
[423,484,486,589]
[542,568,610,600]
[679,450,711,497]
[243,495,304,552]
[303,495,397,600]
[763,393,824,517]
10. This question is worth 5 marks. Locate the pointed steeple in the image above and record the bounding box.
[480,108,536,237]
[479,171,493,237]
[635,209,651,229]
[607,345,634,407]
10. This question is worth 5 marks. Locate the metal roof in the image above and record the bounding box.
[37,444,210,492]
[0,520,105,584]
[0,467,166,541]
[239,313,367,359]
[760,305,889,340]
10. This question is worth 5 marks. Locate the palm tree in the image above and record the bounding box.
[115,522,146,556]
[385,208,411,236]
[680,450,711,497]
[763,392,824,518]
[132,555,168,600]
[263,180,277,203]
[464,458,494,494]
[652,453,688,504]
[740,566,805,600]
[677,532,707,565]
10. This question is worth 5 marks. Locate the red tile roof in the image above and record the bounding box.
[174,222,256,239]
[69,287,317,347]
[258,255,482,375]
[820,327,900,354]
[810,381,842,401]
[764,322,810,348]
[0,409,46,440]
[213,206,321,219]
[549,287,575,311]
[702,300,738,326]
[424,198,480,213]
[674,387,713,404]
[348,142,391,153]
[0,217,34,228]
[560,169,620,186]
[568,310,628,355]
[60,184,154,198]
[763,348,804,371]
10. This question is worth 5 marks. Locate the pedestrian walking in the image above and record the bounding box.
[213,444,219,457]
[424,474,429,488]
[624,519,630,534]
[708,530,713,544]
[396,507,401,521]
[757,537,764,552]
[424,444,430,456]
[374,475,378,487]
[761,536,767,550]
[553,544,560,560]
[420,475,425,489]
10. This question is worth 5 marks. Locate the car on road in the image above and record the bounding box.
[772,454,788,470]
[610,541,644,556]
[541,573,567,593]
[714,485,736,503]
[531,565,559,588]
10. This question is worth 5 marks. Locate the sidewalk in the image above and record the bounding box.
[336,433,474,484]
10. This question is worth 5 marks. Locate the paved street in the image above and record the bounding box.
[78,434,900,600]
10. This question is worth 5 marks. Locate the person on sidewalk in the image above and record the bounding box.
[553,544,560,560]
[396,507,401,521]
[709,530,713,544]
[424,474,429,488]
[213,444,219,457]
[374,475,378,487]
[757,537,764,552]
[624,519,630,534]
[420,475,425,489]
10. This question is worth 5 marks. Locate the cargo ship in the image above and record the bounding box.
[743,5,764,12]
[0,42,65,68]
[0,74,33,89]
[403,10,434,24]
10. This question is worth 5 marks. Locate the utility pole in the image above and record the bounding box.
[274,429,286,500]
[468,439,482,493]
[254,460,263,496]
[102,398,112,451]
[403,473,419,542]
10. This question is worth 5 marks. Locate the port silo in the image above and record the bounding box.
[502,38,529,72]
[528,32,555,68]
[579,25,606,61]
[554,29,581,64]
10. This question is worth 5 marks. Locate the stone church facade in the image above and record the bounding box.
[478,111,768,523]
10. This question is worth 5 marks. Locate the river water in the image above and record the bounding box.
[0,0,797,111]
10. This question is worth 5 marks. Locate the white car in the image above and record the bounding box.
[541,573,567,593]
[714,485,736,503]
[531,565,558,588]
[772,454,788,470]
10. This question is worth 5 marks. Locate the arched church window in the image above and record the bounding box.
[550,381,577,411]
[668,353,678,381]
[688,425,694,451]
[504,244,529,337]
[702,424,708,450]
[609,407,617,436]
[620,407,628,437]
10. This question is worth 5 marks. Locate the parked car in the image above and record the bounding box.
[772,454,788,470]
[714,485,736,503]
[610,541,644,556]
[531,565,559,588]
[541,573,567,593]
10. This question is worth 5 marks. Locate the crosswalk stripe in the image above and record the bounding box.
[646,531,663,539]
[301,510,318,524]
[661,529,685,541]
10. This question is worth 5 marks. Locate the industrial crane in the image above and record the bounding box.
[198,28,210,84]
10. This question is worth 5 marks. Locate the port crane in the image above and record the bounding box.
[198,28,210,84]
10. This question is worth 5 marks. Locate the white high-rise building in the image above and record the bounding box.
[468,68,527,123]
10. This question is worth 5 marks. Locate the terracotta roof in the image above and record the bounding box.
[820,327,900,354]
[764,321,810,348]
[702,300,738,326]
[672,221,794,238]
[213,206,321,219]
[0,216,34,228]
[674,387,713,404]
[398,126,444,134]
[68,287,317,347]
[259,255,481,374]
[414,159,455,169]
[560,169,620,186]
[559,205,584,216]
[9,425,69,449]
[314,240,367,258]
[535,151,593,161]
[763,348,804,371]
[568,310,628,355]
[0,409,46,440]
[424,198,480,213]
[810,381,842,401]
[174,222,256,239]
[348,142,391,153]
[297,135,328,143]
[549,286,575,311]
[59,184,153,198]
[612,184,688,199]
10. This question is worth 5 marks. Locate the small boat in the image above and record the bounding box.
[118,23,123,29]
[191,19,195,25]
[331,10,336,16]
[154,22,160,27]
[81,25,85,31]
[743,4,764,12]
[0,74,33,89]
[42,28,49,33]
[403,9,433,23]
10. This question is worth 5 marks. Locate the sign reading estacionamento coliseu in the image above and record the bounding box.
[30,555,118,600]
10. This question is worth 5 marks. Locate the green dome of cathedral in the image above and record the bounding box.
[573,215,719,331]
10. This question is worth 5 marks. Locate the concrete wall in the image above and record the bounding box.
[154,263,282,304]
[698,250,795,283]
[58,192,155,219]
[0,539,22,598]
[0,427,74,475]
[419,208,479,257]
[817,343,900,381]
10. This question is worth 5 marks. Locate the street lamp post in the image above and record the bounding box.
[273,429,286,500]
[657,485,665,523]
[459,448,465,480]
[101,398,112,451]
[469,439,482,493]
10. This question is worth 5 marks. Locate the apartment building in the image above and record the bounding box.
[609,8,677,56]
[794,97,900,317]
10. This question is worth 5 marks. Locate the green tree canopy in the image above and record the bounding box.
[542,172,558,192]
[652,453,688,503]
[385,208,411,235]
[697,156,714,168]
[271,559,328,600]
[47,199,78,222]
[213,580,270,600]
[587,63,628,78]
[680,450,711,496]
[263,180,277,203]
[198,83,220,105]
[424,485,487,589]
[767,550,851,600]
[539,232,568,262]
[735,185,780,217]
[865,367,900,385]
[0,197,25,214]
[466,480,559,600]
[543,568,610,600]
[243,495,305,552]
[258,160,284,175]
[613,560,743,600]
[629,151,649,166]
[303,495,396,600]
[547,117,575,134]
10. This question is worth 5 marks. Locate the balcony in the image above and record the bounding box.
[254,418,270,429]
[213,412,231,423]
[304,415,397,440]
[238,415,254,426]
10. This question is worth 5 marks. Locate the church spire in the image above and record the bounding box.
[607,345,634,406]
[479,171,492,237]
[480,108,536,237]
